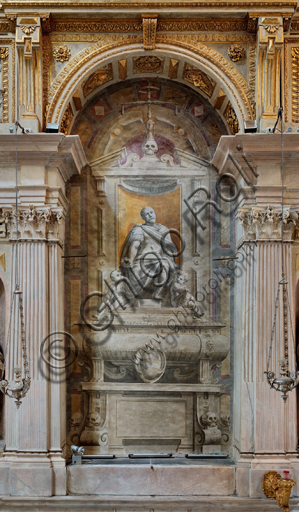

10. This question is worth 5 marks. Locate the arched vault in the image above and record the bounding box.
[47,36,254,134]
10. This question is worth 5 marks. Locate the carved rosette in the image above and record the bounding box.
[53,44,71,62]
[4,205,63,242]
[237,205,299,242]
[228,44,245,62]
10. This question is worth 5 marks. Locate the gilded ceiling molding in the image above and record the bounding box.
[50,33,256,44]
[0,39,15,123]
[46,35,254,126]
[248,43,256,118]
[47,17,249,33]
[82,64,113,98]
[42,34,51,131]
[0,20,15,32]
[141,14,158,50]
[1,1,297,9]
[224,101,239,134]
[291,47,299,123]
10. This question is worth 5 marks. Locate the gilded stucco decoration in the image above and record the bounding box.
[133,55,164,74]
[183,64,216,98]
[0,40,14,124]
[53,44,71,62]
[46,35,254,125]
[82,63,113,98]
[262,18,280,33]
[0,48,8,60]
[20,25,36,35]
[60,103,74,134]
[291,47,299,122]
[228,44,245,62]
[141,14,158,50]
[224,101,239,134]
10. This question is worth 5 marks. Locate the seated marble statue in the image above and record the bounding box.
[120,207,178,301]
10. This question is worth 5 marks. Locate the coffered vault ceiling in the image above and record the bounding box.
[69,76,230,161]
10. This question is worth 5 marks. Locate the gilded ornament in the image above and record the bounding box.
[20,25,36,35]
[60,103,73,135]
[224,102,239,135]
[133,55,164,73]
[262,471,296,512]
[82,63,113,98]
[291,47,299,122]
[228,44,245,62]
[263,24,279,33]
[183,64,216,98]
[0,48,8,60]
[53,44,71,62]
[141,14,158,50]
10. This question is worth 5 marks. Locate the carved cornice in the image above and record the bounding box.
[3,205,64,242]
[237,205,299,242]
[47,17,250,33]
[1,1,297,8]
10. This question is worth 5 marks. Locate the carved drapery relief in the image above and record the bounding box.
[4,206,63,242]
[237,205,299,242]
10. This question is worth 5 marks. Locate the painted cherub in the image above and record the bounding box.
[92,269,134,325]
[170,270,203,318]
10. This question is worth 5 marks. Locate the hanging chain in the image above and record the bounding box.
[285,286,297,369]
[267,283,281,373]
[18,292,29,380]
[282,282,289,369]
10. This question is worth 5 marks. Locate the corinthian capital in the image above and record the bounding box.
[3,205,64,243]
[236,205,299,243]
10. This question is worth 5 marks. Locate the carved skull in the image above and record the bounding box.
[70,412,83,428]
[219,412,230,429]
[201,411,218,429]
[142,139,158,156]
[86,412,101,429]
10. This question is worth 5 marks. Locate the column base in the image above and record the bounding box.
[0,452,66,496]
[236,455,299,497]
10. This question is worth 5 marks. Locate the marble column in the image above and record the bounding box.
[0,133,87,497]
[234,219,297,496]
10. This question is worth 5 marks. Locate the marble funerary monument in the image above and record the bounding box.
[0,0,299,510]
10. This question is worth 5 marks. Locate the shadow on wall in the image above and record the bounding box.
[0,279,5,445]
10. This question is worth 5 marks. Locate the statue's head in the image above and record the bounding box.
[140,207,156,225]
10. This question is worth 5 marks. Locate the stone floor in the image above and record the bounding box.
[0,496,298,511]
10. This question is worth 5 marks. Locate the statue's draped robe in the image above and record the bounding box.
[120,223,177,299]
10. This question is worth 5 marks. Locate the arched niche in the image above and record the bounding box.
[70,76,230,161]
